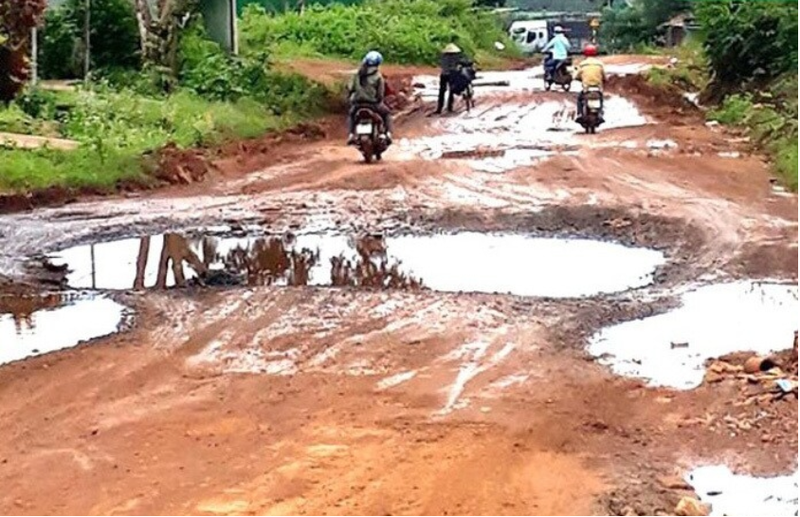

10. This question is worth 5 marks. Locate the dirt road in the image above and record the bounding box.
[0,57,797,516]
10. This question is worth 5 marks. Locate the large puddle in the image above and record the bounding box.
[686,465,798,516]
[0,292,126,365]
[46,231,665,298]
[412,63,654,97]
[588,281,799,389]
[401,98,650,173]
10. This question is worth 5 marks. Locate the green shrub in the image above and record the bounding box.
[774,139,798,192]
[37,5,80,79]
[239,0,515,66]
[178,20,329,115]
[707,93,753,125]
[708,74,798,192]
[695,0,797,90]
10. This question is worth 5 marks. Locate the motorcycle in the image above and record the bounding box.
[353,107,389,163]
[543,52,573,92]
[579,87,603,134]
[451,61,477,112]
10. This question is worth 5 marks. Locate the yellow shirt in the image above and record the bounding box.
[574,57,605,90]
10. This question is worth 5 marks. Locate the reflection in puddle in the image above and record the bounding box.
[47,233,421,290]
[48,231,664,298]
[588,282,799,389]
[0,292,126,365]
[686,465,798,516]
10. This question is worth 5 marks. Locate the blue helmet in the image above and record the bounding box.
[363,51,383,67]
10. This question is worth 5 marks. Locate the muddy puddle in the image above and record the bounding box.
[0,292,126,365]
[686,465,798,516]
[46,231,665,297]
[588,281,799,389]
[412,64,655,97]
[402,97,650,172]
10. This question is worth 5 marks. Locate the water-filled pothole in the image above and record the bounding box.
[588,281,799,389]
[686,465,798,516]
[46,231,665,297]
[0,292,126,365]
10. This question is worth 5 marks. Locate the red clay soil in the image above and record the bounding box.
[606,74,701,122]
[0,55,797,516]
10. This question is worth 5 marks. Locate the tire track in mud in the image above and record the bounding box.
[0,59,797,516]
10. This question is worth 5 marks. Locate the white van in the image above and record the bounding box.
[508,20,549,55]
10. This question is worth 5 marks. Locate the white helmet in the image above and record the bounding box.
[554,25,564,33]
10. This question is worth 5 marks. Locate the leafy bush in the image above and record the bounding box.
[239,0,515,65]
[707,93,753,125]
[37,5,80,79]
[178,20,330,115]
[707,74,798,191]
[774,139,798,192]
[695,0,797,90]
[238,0,363,15]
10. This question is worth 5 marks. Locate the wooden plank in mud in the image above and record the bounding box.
[0,132,80,151]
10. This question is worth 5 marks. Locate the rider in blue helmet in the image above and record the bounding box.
[346,50,393,145]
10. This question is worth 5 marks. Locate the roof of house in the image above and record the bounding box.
[660,13,699,28]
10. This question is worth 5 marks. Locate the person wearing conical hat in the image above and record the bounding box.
[436,42,472,115]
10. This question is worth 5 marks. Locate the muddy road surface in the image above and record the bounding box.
[0,57,797,516]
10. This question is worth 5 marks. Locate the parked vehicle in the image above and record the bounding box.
[508,20,549,55]
[509,18,594,55]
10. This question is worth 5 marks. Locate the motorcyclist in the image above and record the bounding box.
[574,43,606,124]
[542,25,571,81]
[435,43,472,115]
[346,50,393,145]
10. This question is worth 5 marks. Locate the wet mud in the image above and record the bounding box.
[46,229,665,298]
[0,56,796,516]
[0,291,127,365]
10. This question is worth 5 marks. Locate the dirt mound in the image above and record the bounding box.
[606,74,700,122]
[0,122,331,214]
[152,143,211,186]
[0,186,97,214]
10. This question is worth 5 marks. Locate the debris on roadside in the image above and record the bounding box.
[674,496,709,516]
[690,332,799,445]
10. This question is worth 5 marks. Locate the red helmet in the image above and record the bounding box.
[584,44,598,57]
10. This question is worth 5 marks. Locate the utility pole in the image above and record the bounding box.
[30,27,38,86]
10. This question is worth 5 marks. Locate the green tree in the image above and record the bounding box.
[0,0,47,102]
[695,0,798,90]
[38,0,140,79]
[598,0,689,51]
